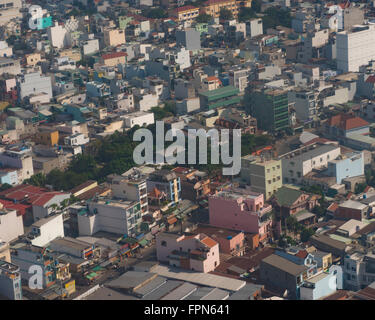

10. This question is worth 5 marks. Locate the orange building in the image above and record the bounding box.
[35,130,59,146]
[172,6,200,23]
[202,0,252,18]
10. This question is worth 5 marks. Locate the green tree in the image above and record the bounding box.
[252,0,262,13]
[238,7,257,22]
[300,228,315,243]
[196,13,212,23]
[262,7,292,30]
[24,173,46,187]
[286,215,298,235]
[143,8,167,19]
[355,182,367,194]
[219,8,233,20]
[0,183,12,192]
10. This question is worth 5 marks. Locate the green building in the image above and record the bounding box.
[195,23,209,34]
[119,16,133,30]
[199,85,241,110]
[248,89,290,132]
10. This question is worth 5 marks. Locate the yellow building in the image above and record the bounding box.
[173,5,200,23]
[59,49,82,62]
[103,29,126,47]
[202,0,252,18]
[25,53,41,66]
[35,130,59,146]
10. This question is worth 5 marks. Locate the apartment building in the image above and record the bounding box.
[248,88,291,132]
[337,25,375,72]
[241,155,282,200]
[173,6,200,24]
[202,0,252,19]
[147,170,181,205]
[109,170,148,216]
[288,89,317,121]
[208,189,273,241]
[78,199,143,237]
[344,250,375,291]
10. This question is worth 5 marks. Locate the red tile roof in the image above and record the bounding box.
[0,184,68,207]
[0,199,30,216]
[327,114,369,131]
[0,184,49,201]
[327,202,339,213]
[201,236,218,248]
[101,52,127,60]
[295,250,308,259]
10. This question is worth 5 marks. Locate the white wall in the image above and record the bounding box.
[31,214,65,247]
[0,210,24,243]
[337,25,375,72]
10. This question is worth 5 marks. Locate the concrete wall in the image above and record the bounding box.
[0,209,23,243]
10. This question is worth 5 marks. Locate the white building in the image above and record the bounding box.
[109,171,148,215]
[246,18,263,38]
[19,72,53,101]
[0,41,12,57]
[337,24,375,72]
[48,22,69,49]
[0,206,23,243]
[0,146,34,182]
[134,92,159,111]
[32,192,71,221]
[29,214,65,247]
[64,133,90,146]
[78,199,143,237]
[122,111,154,128]
[280,144,341,184]
[0,57,20,76]
[344,252,375,291]
[174,47,191,71]
[288,89,317,121]
[83,39,99,56]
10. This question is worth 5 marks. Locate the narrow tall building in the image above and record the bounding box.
[247,88,291,133]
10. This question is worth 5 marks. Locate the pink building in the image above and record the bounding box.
[156,232,220,273]
[194,225,245,256]
[208,190,273,241]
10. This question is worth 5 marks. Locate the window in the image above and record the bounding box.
[161,241,167,247]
